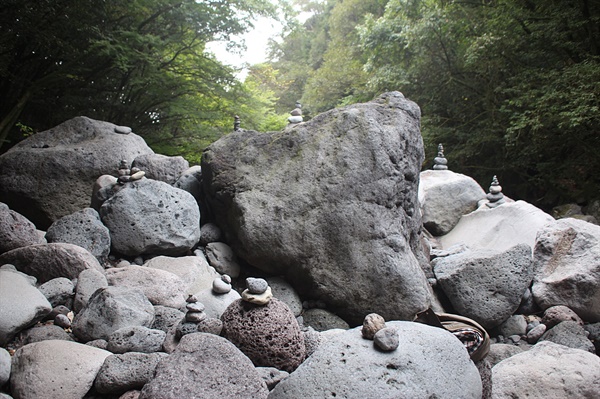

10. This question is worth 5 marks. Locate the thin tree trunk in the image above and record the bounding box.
[0,89,31,151]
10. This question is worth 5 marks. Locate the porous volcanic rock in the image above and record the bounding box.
[132,153,189,185]
[0,206,44,255]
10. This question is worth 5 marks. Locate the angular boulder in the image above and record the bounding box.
[0,242,103,284]
[0,268,52,346]
[491,341,600,398]
[94,352,168,395]
[0,116,154,229]
[45,207,111,262]
[418,170,486,236]
[532,218,600,322]
[433,244,534,330]
[0,206,44,255]
[139,333,269,399]
[99,178,200,256]
[269,321,482,398]
[132,153,189,185]
[10,340,111,399]
[202,92,431,324]
[439,200,554,252]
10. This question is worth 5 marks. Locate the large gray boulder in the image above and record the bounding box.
[491,341,600,398]
[532,218,600,322]
[10,340,111,399]
[105,265,187,309]
[269,321,482,399]
[99,178,200,256]
[45,207,111,262]
[439,200,554,252]
[0,242,103,284]
[0,206,44,255]
[72,286,155,342]
[139,333,269,399]
[202,92,431,324]
[132,153,189,185]
[0,268,52,346]
[0,116,154,229]
[144,255,219,295]
[418,170,486,236]
[433,244,534,330]
[94,352,168,395]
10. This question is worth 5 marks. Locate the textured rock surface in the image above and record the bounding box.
[0,116,154,228]
[269,321,482,399]
[100,178,200,256]
[0,207,44,255]
[72,286,155,342]
[105,265,186,309]
[542,305,584,328]
[439,200,554,252]
[486,343,524,368]
[139,333,269,399]
[532,218,600,321]
[0,242,103,284]
[144,255,219,295]
[491,341,600,398]
[221,298,306,372]
[302,308,350,332]
[107,326,166,354]
[38,277,74,307]
[132,153,189,185]
[74,268,108,313]
[45,207,111,262]
[10,340,111,399]
[195,287,241,319]
[202,92,431,324]
[205,242,241,278]
[20,324,74,345]
[433,244,534,329]
[266,276,303,317]
[94,352,168,395]
[539,321,595,353]
[418,170,486,236]
[0,269,52,346]
[0,347,10,387]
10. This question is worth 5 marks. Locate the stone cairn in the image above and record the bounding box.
[176,294,224,337]
[212,274,232,294]
[241,277,272,305]
[362,313,399,352]
[234,115,241,131]
[288,101,303,124]
[117,160,145,184]
[433,143,448,170]
[486,175,506,208]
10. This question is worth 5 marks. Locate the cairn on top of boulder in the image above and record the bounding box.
[212,274,232,294]
[234,115,241,131]
[288,101,303,124]
[433,143,448,170]
[242,277,272,305]
[117,160,145,184]
[485,175,505,208]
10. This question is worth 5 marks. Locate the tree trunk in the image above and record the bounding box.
[0,89,31,151]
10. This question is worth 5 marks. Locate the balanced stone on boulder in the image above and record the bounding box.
[202,92,432,324]
[132,153,189,185]
[0,116,154,229]
[99,178,200,256]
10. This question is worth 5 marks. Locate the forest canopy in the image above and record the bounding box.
[1,0,599,209]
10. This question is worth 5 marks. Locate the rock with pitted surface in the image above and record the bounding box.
[94,352,168,395]
[0,268,52,346]
[0,206,44,255]
[303,308,350,332]
[106,326,166,354]
[433,244,534,330]
[205,242,241,278]
[199,222,222,245]
[492,341,600,398]
[151,306,184,333]
[541,305,584,329]
[132,153,189,185]
[221,298,306,372]
[362,313,386,340]
[532,218,600,322]
[72,286,155,342]
[38,277,74,307]
[100,178,200,256]
[202,92,431,324]
[10,339,111,399]
[373,327,399,351]
[539,321,595,353]
[0,116,154,229]
[20,324,74,345]
[269,321,482,399]
[105,265,187,309]
[0,242,103,284]
[45,207,111,262]
[139,333,269,399]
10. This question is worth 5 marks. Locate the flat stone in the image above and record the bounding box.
[242,286,273,305]
[246,277,269,294]
[115,126,132,134]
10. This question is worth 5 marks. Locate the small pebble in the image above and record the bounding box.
[186,302,205,313]
[508,334,521,343]
[212,277,232,294]
[242,286,273,305]
[526,324,547,344]
[246,277,269,294]
[130,170,145,180]
[54,313,71,329]
[186,294,198,303]
[374,327,399,352]
[221,274,232,284]
[114,126,132,134]
[362,313,386,340]
[185,311,207,323]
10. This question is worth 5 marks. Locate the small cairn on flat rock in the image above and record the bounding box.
[242,277,272,305]
[288,101,303,124]
[116,160,145,184]
[433,143,448,170]
[234,115,241,131]
[485,175,505,208]
[212,274,232,294]
[176,295,205,338]
[361,313,399,352]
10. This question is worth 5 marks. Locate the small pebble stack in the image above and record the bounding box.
[241,277,272,305]
[485,175,506,208]
[176,295,206,338]
[361,313,399,352]
[116,159,145,184]
[212,274,232,294]
[288,101,303,124]
[234,115,241,131]
[433,143,448,170]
